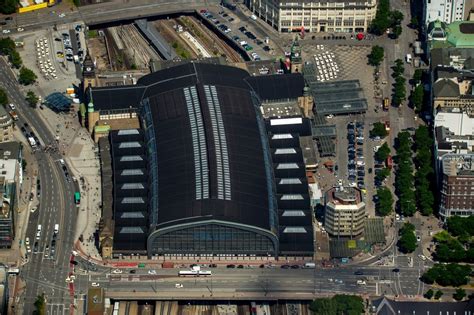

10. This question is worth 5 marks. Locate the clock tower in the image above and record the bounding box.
[82,52,97,92]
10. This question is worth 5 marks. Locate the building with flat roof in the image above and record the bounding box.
[248,0,377,33]
[0,106,13,143]
[91,62,313,258]
[424,0,468,26]
[428,20,474,50]
[439,154,474,218]
[324,186,366,238]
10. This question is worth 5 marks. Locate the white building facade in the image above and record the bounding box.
[425,0,467,25]
[249,0,377,33]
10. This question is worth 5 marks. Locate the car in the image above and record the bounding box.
[239,26,246,32]
[263,46,270,51]
[281,265,290,269]
[175,283,183,288]
[30,207,37,213]
[0,22,6,26]
[291,265,300,269]
[226,264,235,268]
[148,270,157,275]
[91,282,100,287]
[112,269,123,274]
[17,27,24,32]
[228,17,235,22]
[58,13,65,18]
[256,39,263,45]
[8,104,15,110]
[232,35,240,41]
[417,236,421,242]
[129,269,136,274]
[33,242,39,253]
[237,264,244,268]
[354,270,364,275]
[2,30,11,34]
[209,264,217,268]
[5,17,13,21]
[392,268,400,272]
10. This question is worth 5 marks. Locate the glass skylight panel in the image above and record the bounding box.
[272,134,293,139]
[118,129,139,135]
[281,194,304,200]
[119,141,141,149]
[121,169,144,176]
[275,148,297,154]
[279,178,302,184]
[120,212,145,218]
[120,227,144,234]
[283,227,307,233]
[121,197,144,204]
[121,183,144,190]
[277,163,299,169]
[282,211,306,217]
[120,155,143,162]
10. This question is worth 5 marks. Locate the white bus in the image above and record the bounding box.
[178,270,212,276]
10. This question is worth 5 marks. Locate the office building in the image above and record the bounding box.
[424,0,468,26]
[0,106,13,143]
[324,186,366,238]
[248,0,377,33]
[91,62,314,258]
[439,154,474,218]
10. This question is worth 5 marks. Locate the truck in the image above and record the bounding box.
[28,137,37,148]
[8,110,18,121]
[383,98,389,111]
[178,265,212,276]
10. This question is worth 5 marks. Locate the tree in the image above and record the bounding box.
[390,10,404,26]
[375,142,391,162]
[368,45,384,67]
[9,50,22,69]
[0,38,15,55]
[0,88,8,107]
[391,25,402,38]
[421,264,471,287]
[310,295,364,315]
[434,290,443,300]
[33,293,46,315]
[411,85,424,112]
[370,0,390,35]
[21,159,27,171]
[398,222,417,253]
[446,216,474,237]
[25,91,39,108]
[413,69,423,83]
[410,16,419,29]
[370,122,388,138]
[19,67,37,85]
[453,288,466,301]
[0,0,18,14]
[392,59,405,77]
[376,186,393,216]
[375,168,391,182]
[424,289,434,299]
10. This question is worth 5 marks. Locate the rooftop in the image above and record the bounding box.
[442,154,474,177]
[435,111,474,137]
[0,142,21,161]
[326,186,363,206]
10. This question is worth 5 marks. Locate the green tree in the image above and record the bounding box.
[21,159,27,171]
[391,25,402,38]
[375,186,393,216]
[375,142,391,162]
[18,67,37,85]
[413,69,423,83]
[411,85,424,112]
[390,10,404,26]
[0,0,18,14]
[392,59,405,77]
[310,295,364,315]
[370,0,390,35]
[410,16,419,28]
[25,91,39,108]
[375,168,391,181]
[424,289,434,299]
[446,216,474,236]
[370,122,388,138]
[453,288,466,301]
[421,264,471,287]
[398,222,417,253]
[0,37,15,55]
[368,45,384,67]
[0,88,8,107]
[9,50,22,69]
[33,293,46,315]
[434,290,443,299]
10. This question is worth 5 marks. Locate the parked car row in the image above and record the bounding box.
[347,122,365,189]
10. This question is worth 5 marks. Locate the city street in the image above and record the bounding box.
[0,57,78,314]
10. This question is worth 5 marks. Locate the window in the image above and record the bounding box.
[121,197,144,204]
[120,155,143,162]
[282,210,306,217]
[117,129,139,135]
[277,163,299,169]
[121,183,145,190]
[118,141,141,149]
[283,227,307,233]
[121,169,144,176]
[281,194,304,200]
[272,134,293,139]
[275,148,297,154]
[279,178,302,184]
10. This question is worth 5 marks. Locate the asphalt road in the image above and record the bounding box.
[0,58,78,314]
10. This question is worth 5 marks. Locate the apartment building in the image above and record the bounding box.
[324,186,366,238]
[248,0,377,33]
[0,106,13,143]
[425,0,468,25]
[439,154,474,218]
[433,75,474,117]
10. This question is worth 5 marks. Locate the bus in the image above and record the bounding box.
[74,192,81,205]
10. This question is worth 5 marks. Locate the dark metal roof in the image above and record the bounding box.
[142,63,274,232]
[245,73,305,101]
[90,85,145,111]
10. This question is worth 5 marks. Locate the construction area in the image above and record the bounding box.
[86,15,243,72]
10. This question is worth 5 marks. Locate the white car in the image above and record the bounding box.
[148,270,157,275]
[175,283,183,288]
[17,27,24,32]
[112,269,123,274]
[25,237,30,246]
[2,30,10,34]
[91,282,100,287]
[8,103,15,110]
[30,207,37,213]
[58,13,65,18]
